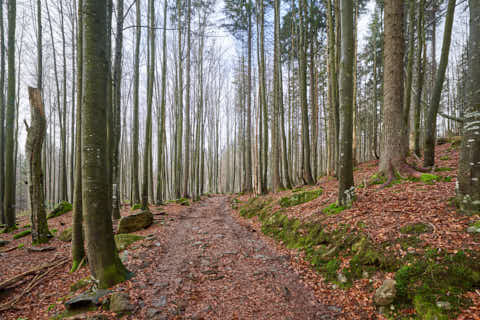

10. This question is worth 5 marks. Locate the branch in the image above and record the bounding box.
[438,111,464,123]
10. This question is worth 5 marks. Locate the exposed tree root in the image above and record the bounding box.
[378,161,425,189]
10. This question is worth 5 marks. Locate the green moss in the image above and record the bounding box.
[23,224,31,228]
[47,201,73,219]
[420,174,441,184]
[70,277,91,292]
[239,197,272,219]
[13,229,31,239]
[131,203,142,210]
[370,173,387,185]
[435,167,453,172]
[394,250,480,319]
[114,234,145,251]
[98,262,129,289]
[323,258,340,280]
[279,189,323,208]
[292,187,305,193]
[176,198,190,206]
[18,243,25,249]
[322,203,347,216]
[439,156,450,161]
[400,223,431,235]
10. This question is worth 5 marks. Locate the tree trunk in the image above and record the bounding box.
[112,0,124,219]
[4,0,16,231]
[131,0,141,205]
[379,0,410,180]
[0,0,6,225]
[413,0,425,157]
[82,0,128,288]
[338,0,354,206]
[26,87,50,244]
[456,0,480,214]
[423,0,456,167]
[299,0,314,185]
[183,0,192,198]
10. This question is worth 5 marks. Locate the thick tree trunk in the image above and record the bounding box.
[338,0,354,206]
[26,88,49,244]
[379,0,410,180]
[423,0,456,167]
[457,0,480,214]
[82,0,128,288]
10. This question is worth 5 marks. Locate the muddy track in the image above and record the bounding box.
[136,196,341,320]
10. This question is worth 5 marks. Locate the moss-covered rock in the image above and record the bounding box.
[59,228,72,242]
[114,234,145,251]
[131,203,142,211]
[70,277,92,292]
[117,210,153,234]
[400,223,432,235]
[47,201,73,219]
[394,250,480,319]
[279,189,322,208]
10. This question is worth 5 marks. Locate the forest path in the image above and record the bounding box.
[137,196,341,320]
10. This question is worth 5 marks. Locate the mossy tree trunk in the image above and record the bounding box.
[82,0,128,288]
[4,0,16,231]
[26,88,49,244]
[338,0,354,206]
[457,0,480,214]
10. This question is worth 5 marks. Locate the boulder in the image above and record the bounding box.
[117,210,153,234]
[28,246,56,253]
[374,279,397,306]
[47,201,73,219]
[109,292,134,314]
[59,227,73,242]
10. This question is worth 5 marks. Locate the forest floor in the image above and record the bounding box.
[0,141,479,320]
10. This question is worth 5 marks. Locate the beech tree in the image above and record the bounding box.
[82,0,128,288]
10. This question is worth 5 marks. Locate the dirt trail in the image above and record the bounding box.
[135,196,341,320]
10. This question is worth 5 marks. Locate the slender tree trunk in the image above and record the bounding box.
[299,0,314,185]
[244,0,253,193]
[82,0,128,288]
[175,0,183,199]
[4,0,16,231]
[59,0,68,202]
[156,0,167,205]
[404,0,415,152]
[423,0,456,167]
[338,0,354,206]
[112,0,123,219]
[413,0,425,157]
[0,0,6,225]
[183,0,192,198]
[131,0,141,205]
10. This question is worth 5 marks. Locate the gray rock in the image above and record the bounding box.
[337,273,348,284]
[110,292,134,314]
[436,301,452,310]
[117,210,153,234]
[0,239,10,247]
[152,296,167,308]
[467,226,480,233]
[146,308,167,319]
[59,228,73,242]
[374,279,397,306]
[64,290,110,310]
[28,246,56,252]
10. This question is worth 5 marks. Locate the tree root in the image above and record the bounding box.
[378,161,425,189]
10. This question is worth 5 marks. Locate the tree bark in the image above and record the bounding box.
[131,0,141,205]
[0,0,6,225]
[82,0,128,288]
[338,0,354,206]
[26,87,50,244]
[456,0,480,214]
[4,0,16,231]
[423,0,456,167]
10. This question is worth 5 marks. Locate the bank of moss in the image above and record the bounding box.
[235,196,480,319]
[47,201,73,219]
[279,189,323,208]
